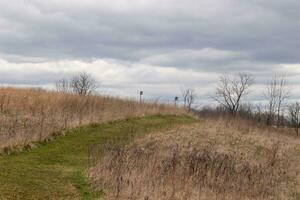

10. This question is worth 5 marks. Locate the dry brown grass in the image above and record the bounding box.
[0,87,183,151]
[90,117,300,200]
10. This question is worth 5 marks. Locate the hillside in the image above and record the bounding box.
[0,87,182,151]
[90,116,300,200]
[0,115,196,199]
[2,88,300,200]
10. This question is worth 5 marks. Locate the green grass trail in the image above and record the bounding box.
[0,115,196,200]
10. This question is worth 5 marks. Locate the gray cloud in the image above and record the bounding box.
[0,0,300,70]
[1,1,300,104]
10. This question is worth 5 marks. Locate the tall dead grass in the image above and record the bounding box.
[0,87,183,151]
[90,117,300,200]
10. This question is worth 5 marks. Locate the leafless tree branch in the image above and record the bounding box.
[212,73,253,116]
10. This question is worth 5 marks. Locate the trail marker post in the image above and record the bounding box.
[139,91,143,103]
[174,96,179,107]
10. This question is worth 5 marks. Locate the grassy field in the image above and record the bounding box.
[0,115,196,200]
[90,116,300,200]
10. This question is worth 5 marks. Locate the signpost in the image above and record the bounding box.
[174,96,179,107]
[139,91,143,103]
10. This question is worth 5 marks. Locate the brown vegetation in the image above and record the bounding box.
[0,87,182,151]
[90,117,300,200]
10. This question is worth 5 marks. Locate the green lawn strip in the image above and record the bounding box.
[0,115,196,200]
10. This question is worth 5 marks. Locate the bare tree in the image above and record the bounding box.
[181,89,189,108]
[70,72,97,95]
[212,73,253,116]
[276,75,290,126]
[264,74,289,126]
[265,77,279,125]
[288,102,300,135]
[255,104,262,123]
[181,88,196,111]
[56,78,70,93]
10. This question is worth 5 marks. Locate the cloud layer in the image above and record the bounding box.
[1,0,300,104]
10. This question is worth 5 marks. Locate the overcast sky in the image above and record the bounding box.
[1,0,300,105]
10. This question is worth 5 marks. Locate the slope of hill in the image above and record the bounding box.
[90,117,300,200]
[0,87,182,151]
[0,115,196,199]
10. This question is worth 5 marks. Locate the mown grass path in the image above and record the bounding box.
[0,115,196,200]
